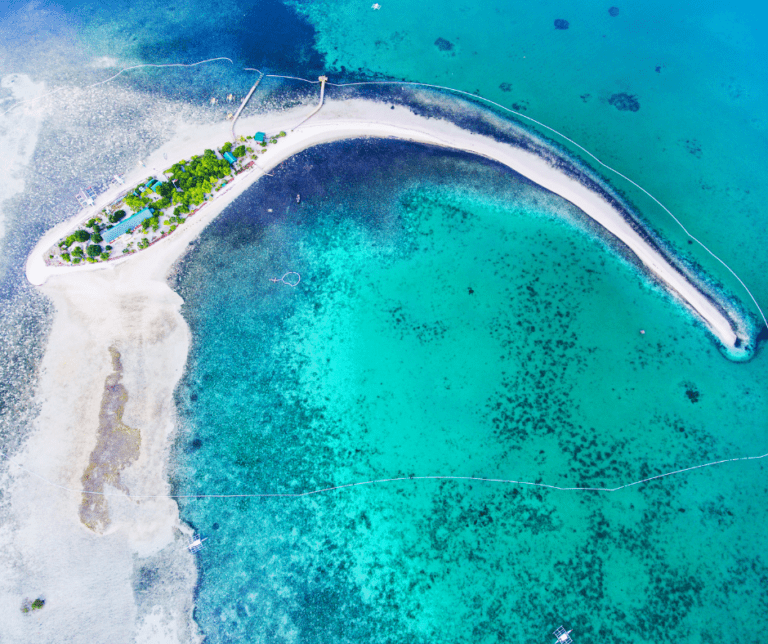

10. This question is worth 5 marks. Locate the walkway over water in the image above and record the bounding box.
[292,76,328,130]
[231,71,265,139]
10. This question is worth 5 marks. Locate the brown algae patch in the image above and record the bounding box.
[79,347,141,532]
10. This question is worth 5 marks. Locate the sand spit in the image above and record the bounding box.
[28,97,749,351]
[8,95,751,642]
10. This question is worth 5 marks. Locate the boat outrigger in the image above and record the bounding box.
[188,534,208,553]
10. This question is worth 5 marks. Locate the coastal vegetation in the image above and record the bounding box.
[21,597,45,613]
[47,132,283,267]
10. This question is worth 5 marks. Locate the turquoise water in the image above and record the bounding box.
[2,0,768,641]
[288,0,768,327]
[172,141,768,642]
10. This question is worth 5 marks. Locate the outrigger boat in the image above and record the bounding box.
[188,534,208,553]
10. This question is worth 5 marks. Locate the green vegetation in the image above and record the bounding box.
[142,213,161,231]
[278,131,286,137]
[124,194,145,211]
[156,182,174,199]
[167,149,229,208]
[54,136,258,266]
[21,597,45,613]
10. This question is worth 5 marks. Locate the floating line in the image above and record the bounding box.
[1,57,235,116]
[312,78,768,335]
[268,271,301,287]
[4,59,765,333]
[1,449,766,500]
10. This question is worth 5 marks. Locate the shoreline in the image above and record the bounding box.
[9,94,753,640]
[27,96,751,353]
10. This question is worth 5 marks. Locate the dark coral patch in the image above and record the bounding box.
[434,37,454,52]
[499,82,512,92]
[608,92,640,111]
[683,382,701,403]
[554,18,570,29]
[609,6,620,17]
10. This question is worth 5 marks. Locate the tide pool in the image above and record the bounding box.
[171,140,768,643]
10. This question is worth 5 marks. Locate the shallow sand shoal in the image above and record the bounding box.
[8,95,747,642]
[29,96,746,350]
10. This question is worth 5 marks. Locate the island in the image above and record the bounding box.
[14,88,756,643]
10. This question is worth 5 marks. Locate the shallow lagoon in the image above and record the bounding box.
[172,140,768,643]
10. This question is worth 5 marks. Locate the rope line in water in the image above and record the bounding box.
[4,57,764,332]
[1,449,766,500]
[269,272,301,287]
[3,61,765,502]
[317,79,768,333]
[1,57,234,116]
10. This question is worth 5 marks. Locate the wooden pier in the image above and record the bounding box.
[231,71,265,139]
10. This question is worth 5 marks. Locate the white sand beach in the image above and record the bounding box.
[4,95,749,642]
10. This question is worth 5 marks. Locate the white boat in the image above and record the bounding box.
[187,534,208,553]
[553,626,573,644]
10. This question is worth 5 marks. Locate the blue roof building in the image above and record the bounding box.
[223,151,237,164]
[254,132,266,142]
[151,181,164,193]
[102,207,154,243]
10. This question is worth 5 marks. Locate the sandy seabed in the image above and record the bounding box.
[1,94,750,642]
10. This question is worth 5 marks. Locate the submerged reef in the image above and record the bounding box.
[609,92,640,112]
[79,347,141,533]
[554,19,570,30]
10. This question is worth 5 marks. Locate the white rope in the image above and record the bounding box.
[1,448,766,500]
[1,57,235,116]
[3,59,764,332]
[318,79,768,332]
